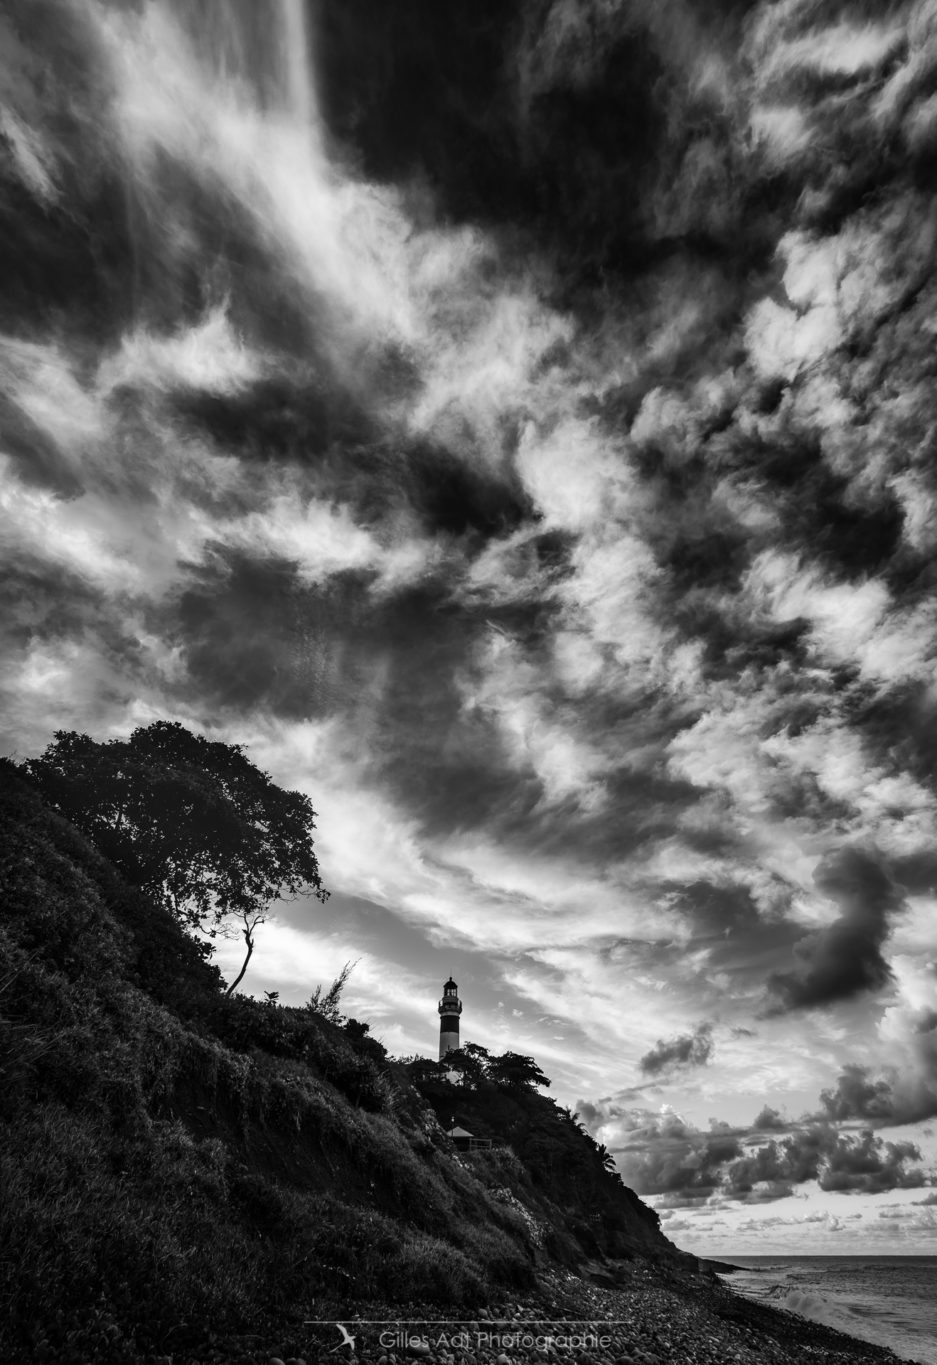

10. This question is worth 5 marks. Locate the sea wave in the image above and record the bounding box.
[724,1259,937,1365]
[767,1287,867,1332]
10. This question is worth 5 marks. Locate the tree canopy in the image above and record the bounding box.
[410,1046,550,1093]
[24,722,328,992]
[487,1051,551,1091]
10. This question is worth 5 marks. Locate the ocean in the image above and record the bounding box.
[720,1256,937,1365]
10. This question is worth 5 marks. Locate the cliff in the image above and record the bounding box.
[408,1063,667,1267]
[0,762,676,1363]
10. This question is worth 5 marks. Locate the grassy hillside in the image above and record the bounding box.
[0,761,675,1363]
[408,1056,666,1267]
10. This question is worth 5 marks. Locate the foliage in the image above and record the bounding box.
[488,1050,551,1090]
[22,722,328,993]
[413,1045,550,1094]
[404,1046,664,1260]
[400,1054,448,1086]
[0,764,538,1359]
[306,958,356,1022]
[442,1042,491,1087]
[205,993,392,1111]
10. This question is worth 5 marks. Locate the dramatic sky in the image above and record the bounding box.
[3,0,937,1254]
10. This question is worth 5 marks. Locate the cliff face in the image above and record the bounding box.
[0,762,677,1360]
[410,1070,669,1265]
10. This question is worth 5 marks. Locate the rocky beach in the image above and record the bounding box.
[107,1262,905,1365]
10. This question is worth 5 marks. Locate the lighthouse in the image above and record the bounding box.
[438,976,462,1060]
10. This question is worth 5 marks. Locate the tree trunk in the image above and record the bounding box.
[224,927,254,996]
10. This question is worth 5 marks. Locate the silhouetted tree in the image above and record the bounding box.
[443,1042,490,1087]
[24,722,328,993]
[596,1142,620,1176]
[401,1056,448,1086]
[487,1051,550,1091]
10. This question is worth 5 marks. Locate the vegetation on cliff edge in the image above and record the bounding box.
[0,755,673,1363]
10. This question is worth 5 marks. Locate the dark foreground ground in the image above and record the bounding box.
[84,1258,904,1365]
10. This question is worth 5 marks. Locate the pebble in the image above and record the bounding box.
[39,1262,903,1365]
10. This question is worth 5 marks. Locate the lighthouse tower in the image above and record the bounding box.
[438,977,462,1060]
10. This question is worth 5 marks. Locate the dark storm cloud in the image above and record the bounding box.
[162,543,573,838]
[172,373,532,544]
[616,1112,927,1206]
[171,374,377,465]
[663,881,809,1001]
[0,2,134,343]
[639,1021,713,1076]
[722,1128,826,1201]
[494,753,715,866]
[816,1022,937,1127]
[585,1059,932,1206]
[766,848,904,1013]
[314,0,785,298]
[167,554,490,769]
[820,1064,897,1124]
[614,1113,743,1199]
[0,557,106,647]
[661,881,761,938]
[819,1130,925,1195]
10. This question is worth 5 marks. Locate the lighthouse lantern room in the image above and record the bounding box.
[438,976,462,1060]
